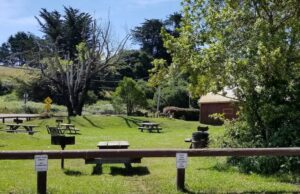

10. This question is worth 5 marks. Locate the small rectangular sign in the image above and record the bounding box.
[176,153,188,169]
[35,155,48,172]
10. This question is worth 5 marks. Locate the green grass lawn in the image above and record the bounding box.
[0,116,299,193]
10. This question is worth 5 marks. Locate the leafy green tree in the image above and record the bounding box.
[113,77,147,115]
[117,50,153,79]
[160,0,300,173]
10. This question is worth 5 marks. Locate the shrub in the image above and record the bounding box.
[163,106,199,121]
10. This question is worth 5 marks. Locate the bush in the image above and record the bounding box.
[221,118,300,174]
[163,106,199,121]
[0,80,13,95]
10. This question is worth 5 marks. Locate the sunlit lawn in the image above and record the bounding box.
[0,115,299,193]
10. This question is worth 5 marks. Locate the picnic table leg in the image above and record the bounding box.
[124,163,132,169]
[92,164,102,174]
[2,118,4,123]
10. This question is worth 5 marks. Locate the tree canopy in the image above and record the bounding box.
[161,0,300,173]
[36,7,93,60]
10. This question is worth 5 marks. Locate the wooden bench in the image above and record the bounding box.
[46,125,64,135]
[4,129,39,135]
[138,126,162,133]
[4,124,39,135]
[85,158,141,170]
[85,141,142,173]
[59,124,80,134]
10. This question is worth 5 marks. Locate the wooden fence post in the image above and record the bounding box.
[37,171,47,194]
[176,153,188,191]
[35,155,48,194]
[176,168,185,191]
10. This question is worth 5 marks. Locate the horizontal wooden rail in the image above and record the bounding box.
[1,148,300,160]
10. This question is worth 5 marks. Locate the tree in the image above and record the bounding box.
[37,8,128,116]
[0,43,10,64]
[161,0,300,173]
[131,13,182,63]
[36,7,93,60]
[0,32,40,66]
[112,77,147,115]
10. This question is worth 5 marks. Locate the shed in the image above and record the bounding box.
[199,91,238,125]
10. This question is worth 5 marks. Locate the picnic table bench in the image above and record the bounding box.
[138,122,162,133]
[59,123,80,134]
[85,141,142,173]
[4,123,39,135]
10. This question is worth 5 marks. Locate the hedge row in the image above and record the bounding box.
[162,106,199,121]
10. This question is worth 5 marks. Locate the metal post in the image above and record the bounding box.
[37,171,47,194]
[176,168,185,191]
[156,86,161,117]
[61,145,65,169]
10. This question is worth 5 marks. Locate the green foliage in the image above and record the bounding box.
[0,79,12,96]
[162,106,199,121]
[36,7,92,60]
[161,0,300,173]
[153,77,197,109]
[112,77,147,115]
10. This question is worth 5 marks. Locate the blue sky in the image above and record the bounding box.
[0,0,182,47]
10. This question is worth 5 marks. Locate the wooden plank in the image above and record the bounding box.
[3,148,300,160]
[85,158,141,164]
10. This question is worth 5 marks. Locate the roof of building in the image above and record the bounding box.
[199,89,237,104]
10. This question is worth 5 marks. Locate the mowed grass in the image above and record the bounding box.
[0,116,299,193]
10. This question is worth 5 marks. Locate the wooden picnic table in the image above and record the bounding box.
[85,141,142,173]
[138,122,162,133]
[59,123,79,134]
[4,123,39,135]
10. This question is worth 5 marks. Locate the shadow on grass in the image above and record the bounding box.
[110,166,150,176]
[196,162,232,172]
[119,116,144,128]
[83,116,103,128]
[64,169,84,176]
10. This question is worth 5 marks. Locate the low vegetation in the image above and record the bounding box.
[0,116,299,193]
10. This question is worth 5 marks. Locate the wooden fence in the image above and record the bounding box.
[1,148,300,193]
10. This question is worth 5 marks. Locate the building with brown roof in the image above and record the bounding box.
[199,91,238,125]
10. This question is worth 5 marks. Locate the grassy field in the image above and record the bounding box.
[0,66,37,80]
[0,116,299,193]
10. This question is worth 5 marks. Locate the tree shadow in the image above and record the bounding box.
[83,116,103,128]
[110,166,150,176]
[195,162,232,172]
[64,169,84,176]
[119,116,144,128]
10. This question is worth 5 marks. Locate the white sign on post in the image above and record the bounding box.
[35,155,48,172]
[176,153,188,169]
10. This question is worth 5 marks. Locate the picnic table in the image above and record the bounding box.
[138,122,162,133]
[59,123,80,134]
[4,123,39,135]
[85,141,142,173]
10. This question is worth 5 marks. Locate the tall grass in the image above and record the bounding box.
[0,93,66,114]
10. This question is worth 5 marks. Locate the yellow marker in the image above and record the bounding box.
[44,104,51,111]
[44,97,53,104]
